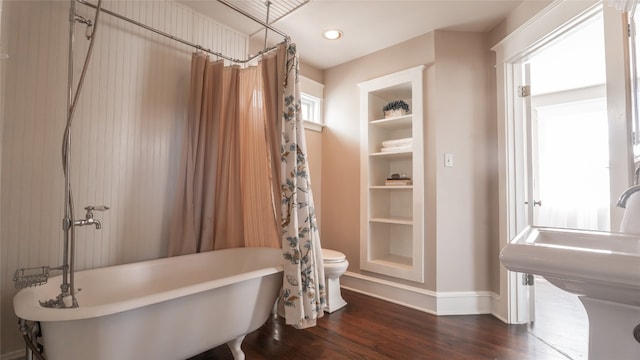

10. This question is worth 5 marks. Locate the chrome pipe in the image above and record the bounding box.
[19,319,45,360]
[59,0,103,308]
[263,1,272,51]
[61,0,76,299]
[76,0,289,64]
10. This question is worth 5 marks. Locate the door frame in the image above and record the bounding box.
[492,0,634,324]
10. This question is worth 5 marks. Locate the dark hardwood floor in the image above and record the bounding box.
[189,289,573,360]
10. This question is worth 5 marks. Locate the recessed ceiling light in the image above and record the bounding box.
[323,29,343,40]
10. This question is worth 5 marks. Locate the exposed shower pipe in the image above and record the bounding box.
[263,1,272,50]
[59,0,103,308]
[20,319,45,360]
[41,0,289,308]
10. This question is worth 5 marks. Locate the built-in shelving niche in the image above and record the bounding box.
[359,66,425,283]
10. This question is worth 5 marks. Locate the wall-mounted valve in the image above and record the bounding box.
[74,205,109,229]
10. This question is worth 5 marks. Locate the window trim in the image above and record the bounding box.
[300,75,324,132]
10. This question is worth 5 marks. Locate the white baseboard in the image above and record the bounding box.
[341,271,438,314]
[1,350,24,360]
[435,290,496,315]
[490,293,509,324]
[341,271,499,316]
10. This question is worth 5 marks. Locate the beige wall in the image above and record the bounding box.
[300,61,324,84]
[431,31,496,292]
[322,33,439,288]
[321,30,498,294]
[299,63,324,229]
[309,0,555,310]
[304,129,322,228]
[489,0,553,47]
[300,60,324,228]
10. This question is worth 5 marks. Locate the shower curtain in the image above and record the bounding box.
[169,43,326,328]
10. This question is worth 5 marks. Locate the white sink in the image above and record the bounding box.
[500,226,640,359]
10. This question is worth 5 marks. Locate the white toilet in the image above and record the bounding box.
[321,248,349,313]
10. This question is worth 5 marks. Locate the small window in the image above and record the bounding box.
[301,93,321,123]
[300,75,324,132]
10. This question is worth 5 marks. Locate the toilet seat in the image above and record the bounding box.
[322,248,346,263]
[320,248,348,313]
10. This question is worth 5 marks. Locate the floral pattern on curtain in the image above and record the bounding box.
[279,43,326,328]
[170,42,325,328]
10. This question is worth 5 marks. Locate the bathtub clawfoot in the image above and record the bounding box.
[226,335,246,360]
[13,247,284,360]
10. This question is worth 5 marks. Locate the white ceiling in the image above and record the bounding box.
[179,0,526,70]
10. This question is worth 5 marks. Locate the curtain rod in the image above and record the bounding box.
[76,0,290,64]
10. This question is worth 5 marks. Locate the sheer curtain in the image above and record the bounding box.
[534,100,611,231]
[168,54,279,255]
[170,43,325,327]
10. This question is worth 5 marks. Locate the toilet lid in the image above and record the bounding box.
[322,248,346,263]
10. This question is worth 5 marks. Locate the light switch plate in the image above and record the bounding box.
[445,153,454,167]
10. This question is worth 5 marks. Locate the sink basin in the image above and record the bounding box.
[500,226,640,359]
[500,226,640,306]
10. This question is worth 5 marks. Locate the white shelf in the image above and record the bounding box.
[370,151,412,158]
[359,65,425,283]
[370,254,413,267]
[369,115,412,129]
[369,186,413,190]
[370,217,413,225]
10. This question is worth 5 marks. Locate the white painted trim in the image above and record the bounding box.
[341,271,437,314]
[300,76,325,129]
[490,292,509,324]
[1,350,24,360]
[531,83,607,107]
[493,0,601,325]
[358,65,425,283]
[341,271,498,316]
[492,0,600,62]
[435,290,495,316]
[303,120,323,132]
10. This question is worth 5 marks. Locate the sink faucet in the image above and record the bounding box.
[616,185,640,208]
[74,205,109,229]
[634,165,640,186]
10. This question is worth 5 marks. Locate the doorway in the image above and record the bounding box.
[494,0,635,342]
[519,9,607,359]
[527,12,610,232]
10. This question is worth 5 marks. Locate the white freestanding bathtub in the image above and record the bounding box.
[13,247,284,360]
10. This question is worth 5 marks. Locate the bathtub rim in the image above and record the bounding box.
[14,247,284,322]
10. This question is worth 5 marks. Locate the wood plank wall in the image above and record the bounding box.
[0,0,247,355]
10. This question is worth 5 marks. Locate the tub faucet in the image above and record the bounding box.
[616,185,640,208]
[74,205,109,229]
